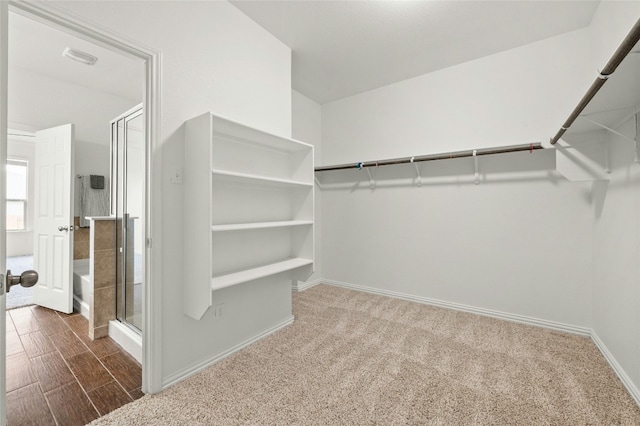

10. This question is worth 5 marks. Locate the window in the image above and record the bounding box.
[6,159,28,231]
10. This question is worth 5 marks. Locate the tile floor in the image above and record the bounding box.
[6,305,143,425]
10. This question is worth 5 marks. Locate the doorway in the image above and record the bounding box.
[3,1,160,423]
[5,142,34,309]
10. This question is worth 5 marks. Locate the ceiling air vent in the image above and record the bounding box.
[62,47,98,65]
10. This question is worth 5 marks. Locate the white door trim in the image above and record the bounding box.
[1,1,8,423]
[7,0,163,394]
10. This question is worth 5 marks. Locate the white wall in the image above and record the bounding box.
[48,0,293,384]
[6,137,34,257]
[322,29,593,165]
[292,90,322,284]
[73,139,111,218]
[319,154,594,328]
[9,66,139,144]
[589,0,640,71]
[589,0,640,402]
[591,119,640,398]
[319,29,596,328]
[322,29,591,327]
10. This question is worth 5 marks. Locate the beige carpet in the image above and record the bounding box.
[90,284,640,425]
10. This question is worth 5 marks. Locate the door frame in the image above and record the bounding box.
[1,1,8,423]
[5,1,163,395]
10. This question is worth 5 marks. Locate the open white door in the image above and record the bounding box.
[32,124,74,314]
[1,1,8,423]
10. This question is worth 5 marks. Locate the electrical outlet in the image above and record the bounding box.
[212,303,224,319]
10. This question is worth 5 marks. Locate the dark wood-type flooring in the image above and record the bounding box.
[6,305,143,425]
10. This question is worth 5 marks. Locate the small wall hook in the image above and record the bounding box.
[410,156,422,187]
[473,150,479,185]
[365,167,375,189]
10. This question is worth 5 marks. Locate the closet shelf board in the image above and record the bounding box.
[211,258,313,291]
[211,169,313,187]
[212,114,313,153]
[211,220,313,232]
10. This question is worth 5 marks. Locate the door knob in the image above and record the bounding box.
[5,270,39,293]
[58,226,69,231]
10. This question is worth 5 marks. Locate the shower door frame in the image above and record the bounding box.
[4,1,164,395]
[111,105,144,332]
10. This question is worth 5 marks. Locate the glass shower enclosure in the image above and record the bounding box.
[111,105,144,332]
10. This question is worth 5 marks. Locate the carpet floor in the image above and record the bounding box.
[90,284,640,425]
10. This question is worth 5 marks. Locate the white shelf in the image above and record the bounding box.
[211,220,313,232]
[215,130,311,154]
[211,113,313,153]
[211,169,313,188]
[184,112,314,320]
[211,258,313,291]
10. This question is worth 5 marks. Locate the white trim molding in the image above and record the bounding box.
[323,279,591,336]
[293,278,323,292]
[109,320,143,364]
[591,331,640,407]
[1,1,9,423]
[73,296,90,320]
[162,316,294,390]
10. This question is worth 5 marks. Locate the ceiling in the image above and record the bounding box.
[231,0,601,105]
[9,12,142,103]
[8,12,142,143]
[6,1,602,126]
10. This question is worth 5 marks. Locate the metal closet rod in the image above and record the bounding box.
[314,142,543,172]
[550,17,640,145]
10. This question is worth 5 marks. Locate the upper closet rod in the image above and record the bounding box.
[315,142,543,172]
[550,17,640,145]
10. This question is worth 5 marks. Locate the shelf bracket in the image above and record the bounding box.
[410,156,422,187]
[580,116,636,144]
[473,150,479,185]
[578,114,640,164]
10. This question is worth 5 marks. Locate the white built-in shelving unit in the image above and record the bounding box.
[184,113,314,320]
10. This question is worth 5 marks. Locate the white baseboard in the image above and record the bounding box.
[73,295,90,320]
[591,330,640,407]
[162,315,294,390]
[322,279,591,336]
[293,278,323,292]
